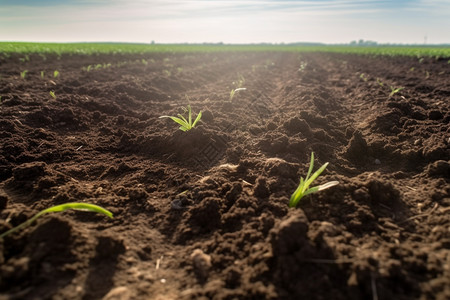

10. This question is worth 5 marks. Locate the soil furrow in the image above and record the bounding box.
[0,52,449,300]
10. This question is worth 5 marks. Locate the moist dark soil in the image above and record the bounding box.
[0,51,449,300]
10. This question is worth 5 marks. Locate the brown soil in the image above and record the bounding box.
[0,51,449,300]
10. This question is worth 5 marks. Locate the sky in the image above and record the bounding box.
[0,0,449,44]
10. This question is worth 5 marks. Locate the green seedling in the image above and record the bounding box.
[289,152,339,208]
[0,203,113,239]
[82,65,92,72]
[229,88,246,101]
[20,70,28,79]
[40,71,45,79]
[159,104,202,132]
[229,89,236,101]
[298,61,308,72]
[376,78,384,87]
[53,70,59,78]
[49,91,56,99]
[359,73,368,82]
[389,86,404,97]
[19,55,30,63]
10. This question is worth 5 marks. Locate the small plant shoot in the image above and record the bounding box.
[19,55,30,63]
[389,86,404,97]
[360,73,368,82]
[0,203,113,239]
[229,87,246,101]
[229,74,246,101]
[376,78,384,86]
[159,104,202,132]
[298,61,308,72]
[49,91,56,99]
[229,89,236,101]
[20,70,28,79]
[289,152,339,208]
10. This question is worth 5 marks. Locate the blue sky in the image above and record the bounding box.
[0,0,449,44]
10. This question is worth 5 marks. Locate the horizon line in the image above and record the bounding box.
[1,41,449,47]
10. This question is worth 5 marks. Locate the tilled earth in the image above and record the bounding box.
[0,51,449,300]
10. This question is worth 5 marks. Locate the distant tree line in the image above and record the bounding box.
[349,39,378,46]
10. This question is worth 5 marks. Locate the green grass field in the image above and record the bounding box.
[1,42,449,58]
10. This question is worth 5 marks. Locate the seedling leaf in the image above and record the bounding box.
[161,116,188,128]
[305,152,315,183]
[177,113,189,125]
[192,110,202,127]
[389,86,404,97]
[41,203,113,217]
[317,181,340,191]
[0,203,113,239]
[188,105,192,125]
[288,152,338,208]
[159,105,202,132]
[305,162,329,188]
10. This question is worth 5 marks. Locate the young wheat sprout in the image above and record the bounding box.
[159,104,202,132]
[229,88,246,101]
[389,86,404,97]
[289,152,339,208]
[20,70,28,79]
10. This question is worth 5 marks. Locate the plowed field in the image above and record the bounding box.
[1,51,449,299]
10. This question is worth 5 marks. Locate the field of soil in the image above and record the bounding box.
[0,51,449,300]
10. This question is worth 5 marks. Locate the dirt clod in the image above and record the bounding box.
[190,249,212,283]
